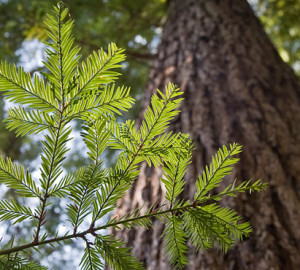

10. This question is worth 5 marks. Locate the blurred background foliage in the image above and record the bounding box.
[256,0,300,71]
[0,0,299,269]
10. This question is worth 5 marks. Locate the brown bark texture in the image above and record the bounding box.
[112,0,300,269]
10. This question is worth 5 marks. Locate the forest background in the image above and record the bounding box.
[0,0,299,269]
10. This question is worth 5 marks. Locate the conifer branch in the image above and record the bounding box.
[0,4,267,269]
[0,202,198,256]
[35,116,64,242]
[90,84,181,224]
[0,66,59,111]
[56,5,65,104]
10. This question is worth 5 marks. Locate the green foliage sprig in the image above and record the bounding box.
[0,3,267,269]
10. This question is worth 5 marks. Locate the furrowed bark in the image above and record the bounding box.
[112,0,300,269]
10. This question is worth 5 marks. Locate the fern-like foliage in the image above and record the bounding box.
[0,62,58,111]
[80,244,104,270]
[96,235,144,270]
[0,3,267,270]
[0,156,41,198]
[0,256,47,270]
[184,205,252,252]
[195,143,242,201]
[0,199,36,224]
[5,107,56,137]
[163,215,188,268]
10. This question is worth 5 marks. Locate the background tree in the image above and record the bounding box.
[112,0,300,269]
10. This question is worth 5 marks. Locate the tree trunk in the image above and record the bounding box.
[113,0,300,269]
